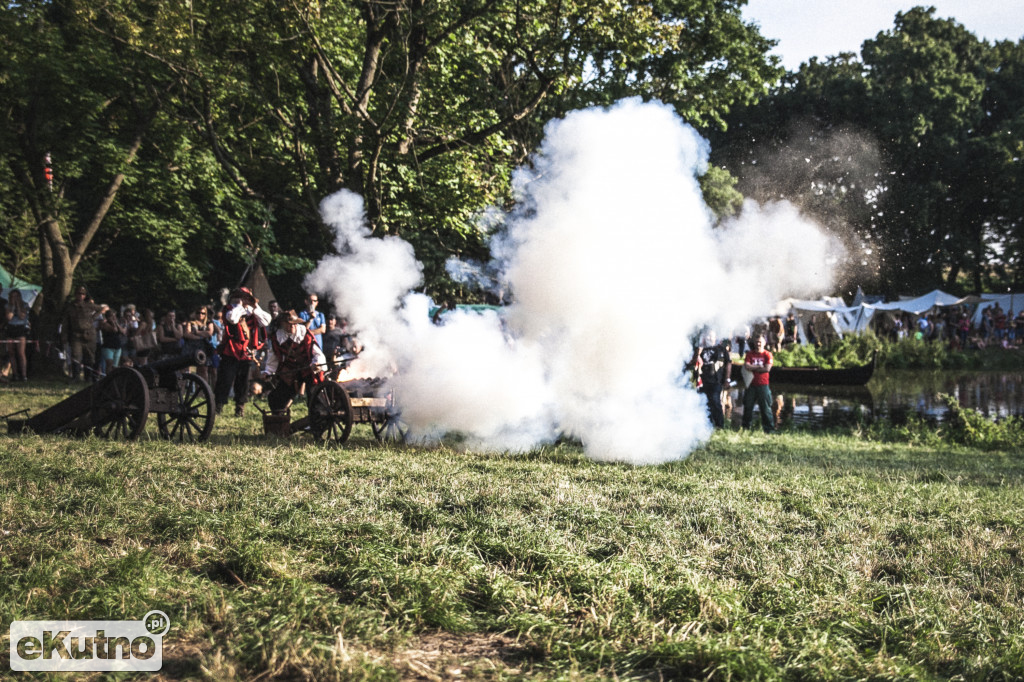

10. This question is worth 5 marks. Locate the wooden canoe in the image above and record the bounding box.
[731,353,876,387]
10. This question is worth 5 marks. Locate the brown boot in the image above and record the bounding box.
[234,404,245,417]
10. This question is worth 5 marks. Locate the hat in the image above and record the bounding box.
[230,287,255,304]
[275,310,303,327]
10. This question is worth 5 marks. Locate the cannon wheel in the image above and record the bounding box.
[157,372,216,443]
[91,367,150,440]
[371,392,408,444]
[309,381,353,445]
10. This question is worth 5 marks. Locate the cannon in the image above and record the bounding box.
[255,376,406,446]
[13,350,215,442]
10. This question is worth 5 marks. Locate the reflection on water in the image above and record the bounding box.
[874,370,1024,422]
[726,370,1024,428]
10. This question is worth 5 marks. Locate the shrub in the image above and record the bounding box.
[854,394,1024,451]
[940,394,1024,451]
[771,332,1021,371]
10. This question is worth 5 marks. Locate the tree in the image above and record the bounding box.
[171,0,782,295]
[2,0,782,317]
[861,7,990,292]
[2,0,143,324]
[0,0,265,327]
[712,7,1024,295]
[707,53,881,293]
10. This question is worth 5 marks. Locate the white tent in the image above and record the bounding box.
[868,289,967,315]
[858,289,967,338]
[773,297,868,342]
[971,293,1024,326]
[769,289,969,344]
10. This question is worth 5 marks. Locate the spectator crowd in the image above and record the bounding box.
[0,287,361,398]
[3,287,1023,389]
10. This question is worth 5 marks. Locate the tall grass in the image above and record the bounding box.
[0,382,1022,680]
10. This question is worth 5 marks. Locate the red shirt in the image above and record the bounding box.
[744,350,773,387]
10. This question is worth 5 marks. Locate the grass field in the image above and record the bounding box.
[1,381,1023,680]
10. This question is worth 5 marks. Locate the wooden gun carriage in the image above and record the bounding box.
[8,351,215,442]
[257,376,406,446]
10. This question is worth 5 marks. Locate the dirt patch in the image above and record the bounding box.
[150,637,230,681]
[393,631,538,680]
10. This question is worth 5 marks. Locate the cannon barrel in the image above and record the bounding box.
[138,349,207,384]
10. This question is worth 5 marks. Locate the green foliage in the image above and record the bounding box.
[3,0,783,315]
[772,333,877,369]
[0,162,39,284]
[772,332,1024,371]
[711,8,1024,295]
[699,165,744,219]
[855,394,1024,452]
[940,394,1024,450]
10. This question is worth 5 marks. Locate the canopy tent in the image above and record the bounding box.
[428,303,502,321]
[239,260,278,308]
[867,289,967,315]
[770,290,970,344]
[850,286,884,307]
[859,290,967,338]
[773,297,868,343]
[971,293,1024,326]
[0,263,42,307]
[760,288,1024,345]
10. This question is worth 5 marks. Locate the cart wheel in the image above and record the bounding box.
[157,372,216,443]
[371,392,408,444]
[309,381,353,445]
[91,367,150,441]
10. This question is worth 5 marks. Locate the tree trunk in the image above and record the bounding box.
[34,134,144,344]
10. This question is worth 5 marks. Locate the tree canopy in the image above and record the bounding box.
[11,2,1021,320]
[709,7,1024,296]
[1,0,780,323]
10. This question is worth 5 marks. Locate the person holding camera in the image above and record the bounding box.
[214,287,270,417]
[299,293,326,348]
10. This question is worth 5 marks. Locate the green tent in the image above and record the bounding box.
[0,263,42,306]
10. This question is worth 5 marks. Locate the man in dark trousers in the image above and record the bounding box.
[214,287,271,417]
[61,285,101,381]
[260,310,327,413]
[691,330,732,428]
[741,335,775,433]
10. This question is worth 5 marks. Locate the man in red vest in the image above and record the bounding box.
[214,287,271,416]
[260,310,327,413]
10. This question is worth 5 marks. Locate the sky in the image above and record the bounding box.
[743,0,1024,72]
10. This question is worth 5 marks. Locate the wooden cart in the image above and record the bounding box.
[258,376,407,446]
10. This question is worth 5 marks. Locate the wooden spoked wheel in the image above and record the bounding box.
[91,367,150,440]
[309,381,354,445]
[157,372,216,443]
[370,391,408,444]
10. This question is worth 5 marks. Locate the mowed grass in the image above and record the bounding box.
[1,381,1023,680]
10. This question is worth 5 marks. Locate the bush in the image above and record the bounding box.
[771,332,1021,371]
[940,394,1024,451]
[772,333,882,370]
[853,394,1024,451]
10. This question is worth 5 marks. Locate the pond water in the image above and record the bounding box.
[725,370,1024,428]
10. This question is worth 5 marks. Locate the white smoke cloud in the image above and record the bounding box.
[305,98,841,464]
[713,199,842,321]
